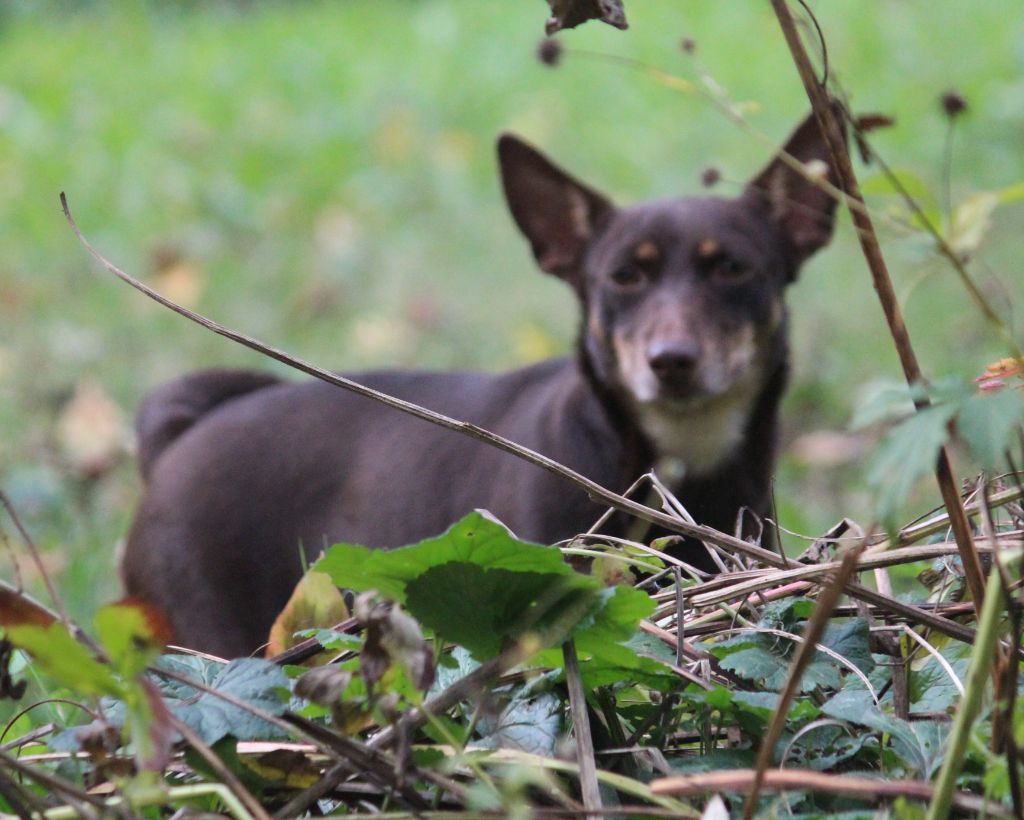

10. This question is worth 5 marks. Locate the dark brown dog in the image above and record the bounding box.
[122,114,840,657]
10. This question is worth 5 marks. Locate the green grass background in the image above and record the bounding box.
[1,0,1022,623]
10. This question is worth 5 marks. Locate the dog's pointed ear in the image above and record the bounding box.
[498,134,613,283]
[744,106,846,267]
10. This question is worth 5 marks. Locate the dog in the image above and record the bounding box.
[121,112,840,657]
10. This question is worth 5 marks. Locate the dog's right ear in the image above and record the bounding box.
[498,134,613,284]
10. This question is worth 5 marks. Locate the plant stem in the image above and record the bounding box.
[769,0,987,609]
[926,565,1006,820]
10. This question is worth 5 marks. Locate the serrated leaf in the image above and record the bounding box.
[955,388,1024,470]
[908,643,970,713]
[718,646,788,689]
[867,403,959,526]
[821,688,941,776]
[477,691,562,755]
[819,618,874,674]
[5,623,122,697]
[172,658,291,745]
[850,381,914,430]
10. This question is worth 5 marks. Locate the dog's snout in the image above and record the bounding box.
[647,340,699,387]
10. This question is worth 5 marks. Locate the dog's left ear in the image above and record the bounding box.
[498,134,613,286]
[744,107,846,268]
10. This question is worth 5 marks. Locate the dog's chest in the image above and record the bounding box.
[634,389,758,477]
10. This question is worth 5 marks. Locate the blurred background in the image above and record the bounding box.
[1,0,1021,621]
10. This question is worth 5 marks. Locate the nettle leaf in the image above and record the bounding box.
[850,380,916,430]
[476,690,562,755]
[784,724,869,771]
[317,512,653,662]
[867,403,959,527]
[822,688,945,777]
[955,388,1024,470]
[718,646,788,690]
[759,598,814,630]
[170,658,291,745]
[908,643,971,713]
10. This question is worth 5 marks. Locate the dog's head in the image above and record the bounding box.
[498,112,841,473]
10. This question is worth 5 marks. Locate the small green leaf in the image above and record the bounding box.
[861,168,938,210]
[867,403,959,527]
[5,623,122,697]
[955,388,1024,470]
[94,601,169,679]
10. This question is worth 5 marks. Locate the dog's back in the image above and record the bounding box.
[123,114,841,657]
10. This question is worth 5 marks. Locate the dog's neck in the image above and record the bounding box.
[576,333,788,483]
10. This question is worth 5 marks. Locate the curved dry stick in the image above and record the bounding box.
[59,193,784,569]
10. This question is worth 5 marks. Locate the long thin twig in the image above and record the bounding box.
[563,640,602,817]
[0,491,71,627]
[651,768,1011,816]
[59,193,787,569]
[769,0,987,610]
[169,715,270,820]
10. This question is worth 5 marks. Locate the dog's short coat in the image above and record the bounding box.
[122,113,840,657]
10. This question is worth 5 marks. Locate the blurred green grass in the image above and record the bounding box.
[0,0,1022,622]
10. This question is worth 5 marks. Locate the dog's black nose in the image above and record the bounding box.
[648,340,699,387]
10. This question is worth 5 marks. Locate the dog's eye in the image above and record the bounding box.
[711,256,750,280]
[610,266,647,288]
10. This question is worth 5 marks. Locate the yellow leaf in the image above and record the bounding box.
[266,571,349,658]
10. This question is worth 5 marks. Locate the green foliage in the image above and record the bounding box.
[158,658,292,745]
[316,512,654,662]
[857,377,1024,526]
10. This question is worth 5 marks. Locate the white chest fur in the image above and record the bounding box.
[634,382,761,477]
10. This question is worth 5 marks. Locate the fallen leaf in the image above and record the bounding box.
[55,380,128,478]
[545,0,627,34]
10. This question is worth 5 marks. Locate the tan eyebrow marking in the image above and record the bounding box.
[697,237,721,258]
[634,241,660,264]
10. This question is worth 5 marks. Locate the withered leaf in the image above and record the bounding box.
[545,0,627,35]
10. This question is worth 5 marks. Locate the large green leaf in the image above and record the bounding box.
[316,512,653,661]
[316,513,573,604]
